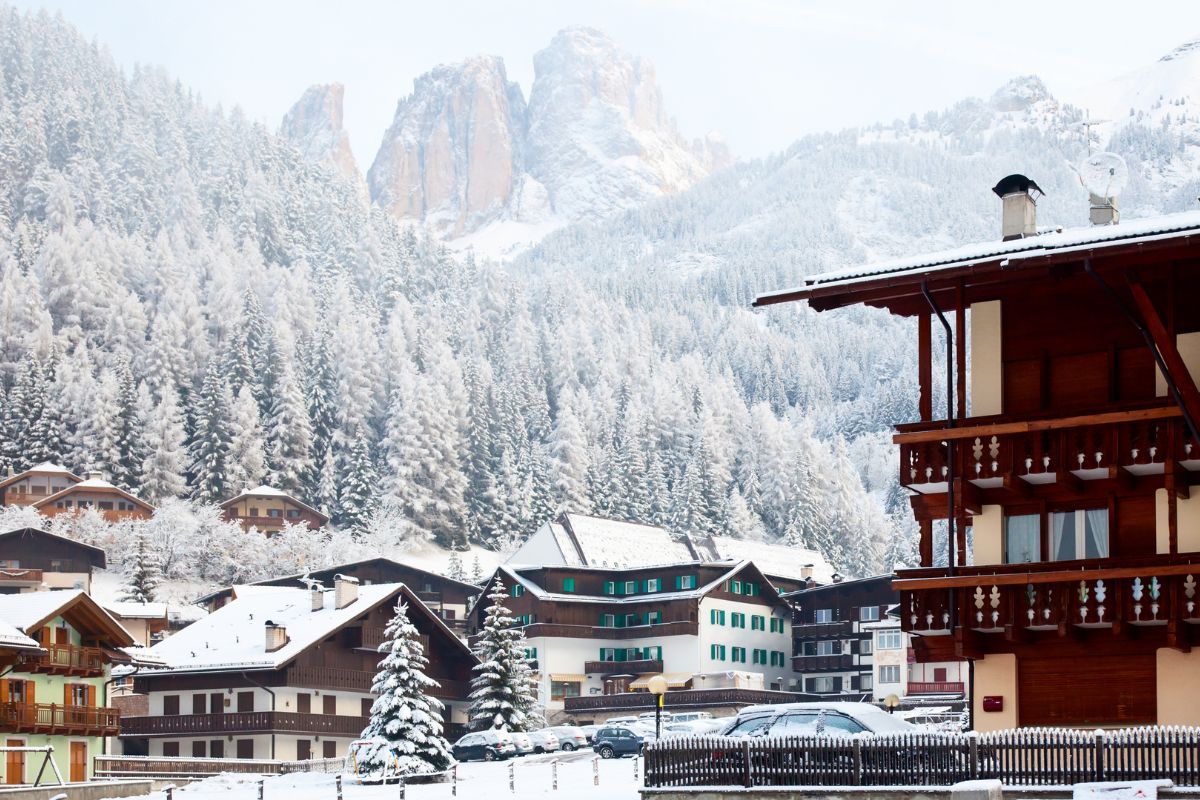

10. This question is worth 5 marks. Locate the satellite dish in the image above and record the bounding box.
[1078,152,1129,201]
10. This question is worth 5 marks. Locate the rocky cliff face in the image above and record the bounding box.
[280,83,364,192]
[367,28,729,251]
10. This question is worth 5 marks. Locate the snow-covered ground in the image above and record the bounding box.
[109,752,643,800]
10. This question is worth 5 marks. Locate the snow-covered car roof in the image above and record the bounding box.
[731,702,917,734]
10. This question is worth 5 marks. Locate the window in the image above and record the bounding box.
[824,714,867,734]
[249,507,259,516]
[770,651,787,667]
[814,609,833,623]
[645,578,661,593]
[599,613,616,628]
[163,695,180,716]
[709,644,726,661]
[709,609,726,625]
[562,578,575,593]
[677,575,697,590]
[1005,513,1040,564]
[98,501,113,510]
[1050,509,1109,561]
[287,509,300,518]
[879,665,901,683]
[807,677,836,693]
[623,613,639,627]
[510,584,524,598]
[744,582,758,597]
[805,640,839,656]
[752,648,766,664]
[751,615,765,631]
[860,638,873,655]
[860,674,873,691]
[731,647,746,663]
[624,581,637,594]
[877,630,902,650]
[645,611,662,625]
[516,614,534,626]
[770,618,785,634]
[268,508,282,518]
[524,647,537,659]
[643,645,662,659]
[551,681,581,700]
[726,716,774,737]
[730,580,742,595]
[604,581,616,595]
[859,606,880,621]
[599,648,617,661]
[731,612,746,628]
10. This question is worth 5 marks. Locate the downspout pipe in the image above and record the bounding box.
[920,281,957,585]
[1084,260,1200,445]
[240,671,277,759]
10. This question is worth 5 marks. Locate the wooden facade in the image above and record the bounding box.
[0,464,81,508]
[0,528,106,594]
[755,193,1200,728]
[219,487,329,533]
[34,475,154,522]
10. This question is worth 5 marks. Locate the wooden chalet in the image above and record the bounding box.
[194,558,480,631]
[0,528,107,594]
[0,590,136,783]
[219,485,329,533]
[756,176,1200,729]
[122,577,476,761]
[0,463,82,508]
[470,561,799,724]
[34,473,154,522]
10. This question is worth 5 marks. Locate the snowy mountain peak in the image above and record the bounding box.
[280,83,363,191]
[1159,38,1200,62]
[989,75,1051,112]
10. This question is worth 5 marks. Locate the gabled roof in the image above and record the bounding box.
[34,477,155,512]
[510,513,700,569]
[754,209,1200,312]
[0,527,108,568]
[0,590,135,647]
[704,535,835,585]
[219,485,329,524]
[0,621,41,652]
[0,462,82,493]
[148,582,474,675]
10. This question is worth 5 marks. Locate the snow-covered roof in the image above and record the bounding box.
[35,476,155,511]
[0,527,107,567]
[0,589,135,645]
[706,535,835,585]
[104,601,170,620]
[0,462,82,491]
[145,582,443,674]
[0,620,40,651]
[218,485,328,522]
[756,209,1200,303]
[521,513,699,569]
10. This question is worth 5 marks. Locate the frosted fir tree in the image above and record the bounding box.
[118,529,161,603]
[190,364,233,504]
[140,385,188,503]
[446,550,466,581]
[470,555,483,585]
[337,425,376,531]
[468,580,542,732]
[357,600,453,776]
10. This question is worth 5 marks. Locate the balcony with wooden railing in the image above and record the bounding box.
[0,703,119,736]
[564,688,807,714]
[582,658,663,676]
[285,666,469,700]
[894,554,1200,650]
[120,711,369,737]
[0,568,42,588]
[791,653,854,672]
[896,403,1197,504]
[906,681,965,696]
[18,644,105,677]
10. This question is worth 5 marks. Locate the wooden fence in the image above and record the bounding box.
[643,728,1200,788]
[93,755,344,779]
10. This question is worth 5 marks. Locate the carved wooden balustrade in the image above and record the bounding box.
[896,556,1200,643]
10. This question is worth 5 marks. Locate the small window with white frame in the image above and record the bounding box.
[814,609,833,623]
[859,606,880,621]
[879,665,901,683]
[877,630,902,650]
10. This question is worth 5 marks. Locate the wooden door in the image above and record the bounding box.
[933,667,947,682]
[55,627,69,644]
[296,693,310,714]
[236,691,253,713]
[69,741,86,783]
[296,740,310,761]
[1019,653,1155,727]
[5,740,23,785]
[322,695,336,715]
[236,740,254,759]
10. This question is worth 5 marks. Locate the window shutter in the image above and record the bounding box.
[27,682,33,705]
[0,680,7,705]
[88,685,96,707]
[64,684,72,706]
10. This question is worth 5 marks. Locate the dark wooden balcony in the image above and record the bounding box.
[896,404,1196,504]
[906,681,965,695]
[19,643,105,677]
[284,666,468,700]
[120,711,369,737]
[0,568,42,588]
[894,553,1200,651]
[0,703,119,736]
[583,658,663,675]
[564,688,806,714]
[471,620,699,646]
[792,654,854,672]
[791,620,853,637]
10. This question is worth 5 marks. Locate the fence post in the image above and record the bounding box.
[593,756,600,786]
[633,754,639,783]
[1094,729,1106,782]
[742,739,752,788]
[398,775,406,800]
[163,785,175,800]
[258,780,265,800]
[335,774,343,800]
[969,734,980,781]
[552,758,559,790]
[852,738,863,785]
[452,763,457,797]
[509,761,515,793]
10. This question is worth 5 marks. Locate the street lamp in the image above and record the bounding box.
[647,675,668,740]
[884,694,900,715]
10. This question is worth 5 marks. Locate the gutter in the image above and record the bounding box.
[240,671,277,759]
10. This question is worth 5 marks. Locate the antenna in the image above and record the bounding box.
[1079,110,1110,155]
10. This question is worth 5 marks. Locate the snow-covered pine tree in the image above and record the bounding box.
[264,360,312,496]
[113,358,147,491]
[189,363,233,504]
[357,600,453,776]
[337,425,376,532]
[118,528,161,603]
[470,555,483,585]
[468,580,541,732]
[446,550,465,581]
[140,385,188,503]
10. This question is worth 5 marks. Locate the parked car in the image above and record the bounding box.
[670,711,712,724]
[592,726,645,759]
[605,715,640,726]
[452,730,517,762]
[510,731,536,755]
[549,725,589,751]
[578,724,603,744]
[637,711,673,724]
[719,702,917,738]
[527,729,560,753]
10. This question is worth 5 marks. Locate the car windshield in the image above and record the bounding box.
[822,714,867,735]
[725,715,773,737]
[772,712,822,734]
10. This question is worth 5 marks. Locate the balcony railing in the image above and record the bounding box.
[120,711,369,737]
[792,654,854,672]
[583,659,664,676]
[0,568,42,586]
[906,681,965,696]
[791,620,853,637]
[894,554,1200,641]
[895,404,1195,498]
[564,688,807,714]
[0,703,119,736]
[19,643,105,677]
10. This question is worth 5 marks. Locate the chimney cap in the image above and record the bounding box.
[334,574,359,585]
[992,174,1044,199]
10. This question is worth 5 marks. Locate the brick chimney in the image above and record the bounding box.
[992,174,1043,241]
[264,620,288,652]
[334,574,359,609]
[311,586,324,612]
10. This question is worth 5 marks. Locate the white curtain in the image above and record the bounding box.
[1084,508,1109,559]
[1005,514,1040,563]
[1051,511,1074,561]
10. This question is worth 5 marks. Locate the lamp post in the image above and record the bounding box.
[647,675,668,740]
[884,693,900,715]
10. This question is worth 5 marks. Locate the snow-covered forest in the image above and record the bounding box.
[2,8,1198,589]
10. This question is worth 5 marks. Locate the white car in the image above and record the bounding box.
[719,702,917,738]
[527,729,560,753]
[548,725,589,751]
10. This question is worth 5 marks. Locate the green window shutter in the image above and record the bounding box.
[564,578,575,593]
[675,576,681,590]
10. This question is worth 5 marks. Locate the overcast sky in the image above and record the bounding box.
[11,1,1198,164]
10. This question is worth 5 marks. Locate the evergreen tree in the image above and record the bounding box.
[337,425,376,531]
[140,385,188,502]
[227,386,267,492]
[118,528,161,603]
[357,600,453,776]
[470,555,483,585]
[445,550,465,581]
[113,360,146,491]
[468,580,541,732]
[265,361,312,495]
[189,363,233,504]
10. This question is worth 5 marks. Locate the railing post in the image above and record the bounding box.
[969,733,980,780]
[742,739,752,788]
[398,775,406,800]
[452,763,457,797]
[593,756,600,786]
[335,774,343,800]
[1095,729,1106,781]
[258,779,265,800]
[509,761,515,792]
[553,758,559,790]
[852,738,863,785]
[633,754,638,783]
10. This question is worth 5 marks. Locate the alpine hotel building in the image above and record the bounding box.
[757,175,1200,730]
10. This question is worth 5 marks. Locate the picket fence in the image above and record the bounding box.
[642,728,1200,788]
